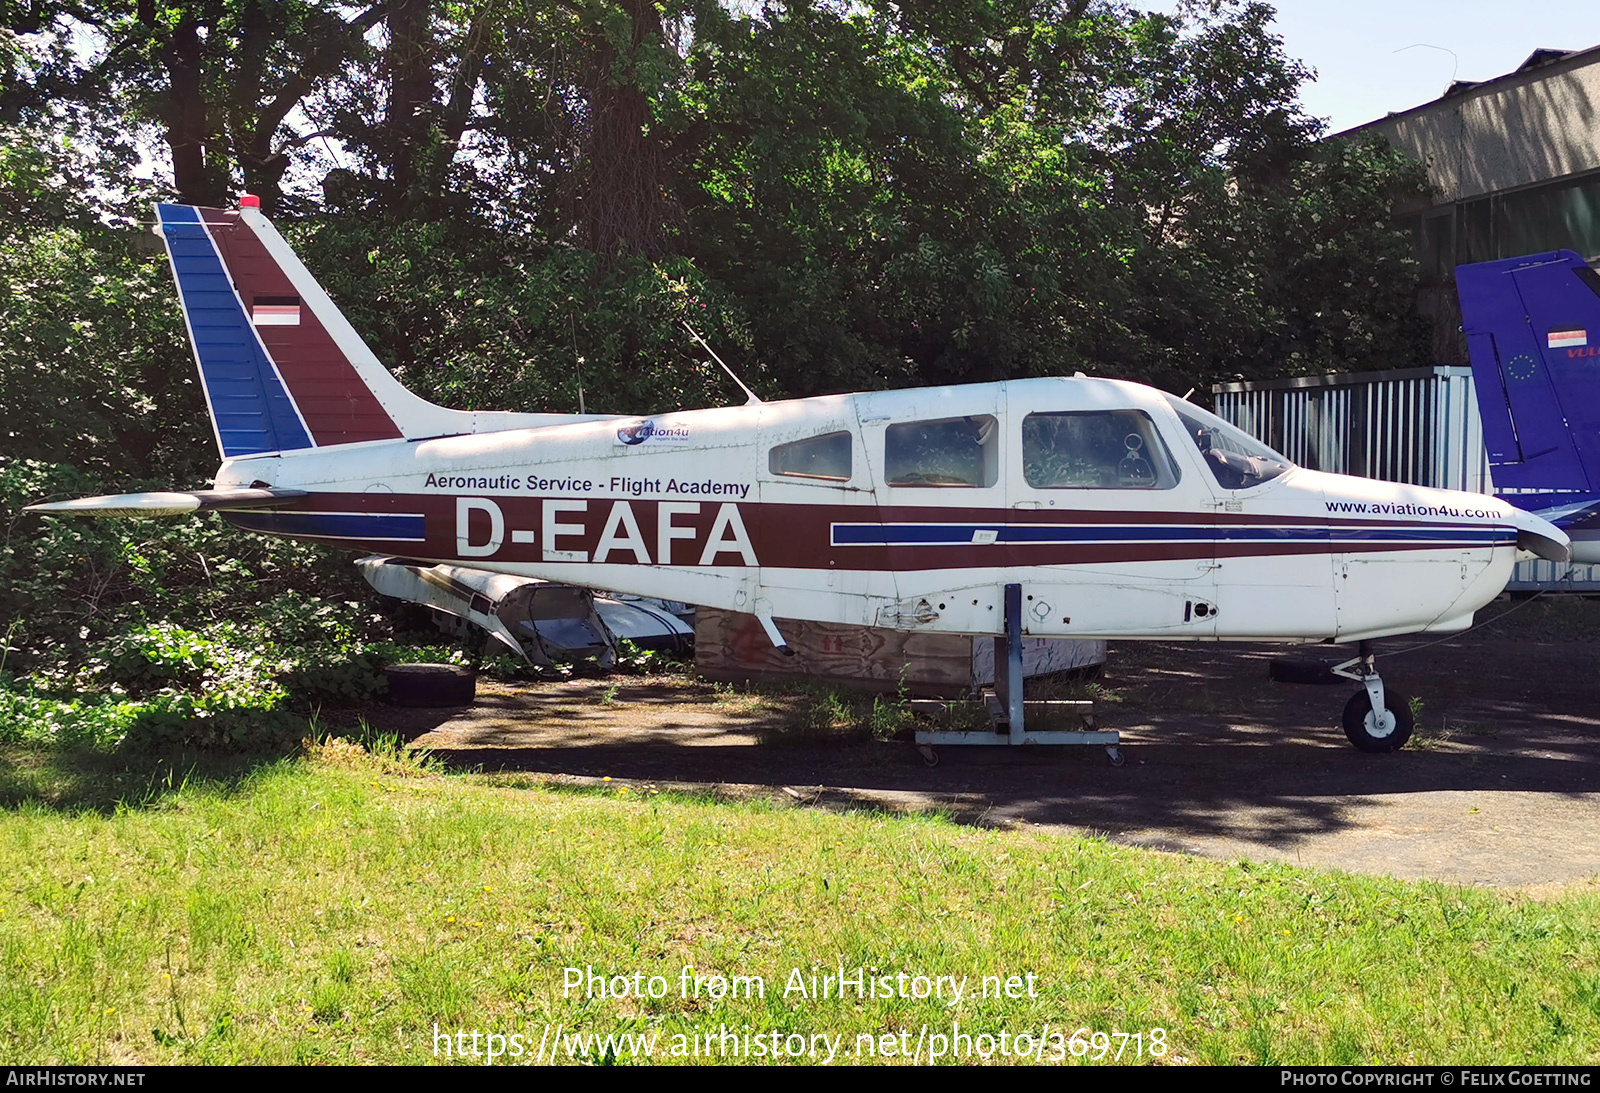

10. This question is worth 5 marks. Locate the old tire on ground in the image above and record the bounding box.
[1269,658,1342,685]
[385,663,477,707]
[1341,689,1413,753]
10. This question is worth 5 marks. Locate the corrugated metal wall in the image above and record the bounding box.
[1213,366,1599,591]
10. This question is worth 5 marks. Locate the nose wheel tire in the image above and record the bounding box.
[1341,689,1413,753]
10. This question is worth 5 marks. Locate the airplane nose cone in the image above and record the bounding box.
[1506,509,1571,563]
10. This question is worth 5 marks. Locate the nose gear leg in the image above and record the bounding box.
[1330,641,1413,752]
[1332,641,1387,726]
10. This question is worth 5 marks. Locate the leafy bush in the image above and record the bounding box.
[0,459,379,674]
[0,458,498,750]
[0,612,482,752]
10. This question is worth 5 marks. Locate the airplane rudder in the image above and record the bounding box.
[1456,249,1599,492]
[155,200,405,455]
[155,202,315,460]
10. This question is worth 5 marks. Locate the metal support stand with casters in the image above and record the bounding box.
[1330,640,1413,752]
[914,583,1124,767]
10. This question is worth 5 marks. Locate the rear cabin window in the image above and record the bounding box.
[885,415,999,488]
[769,431,853,481]
[1022,410,1180,490]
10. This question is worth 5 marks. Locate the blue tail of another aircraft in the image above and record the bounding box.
[1457,249,1600,562]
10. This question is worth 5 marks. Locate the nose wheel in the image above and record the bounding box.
[1340,690,1414,752]
[1331,643,1413,753]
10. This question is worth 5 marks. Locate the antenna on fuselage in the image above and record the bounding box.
[570,311,586,414]
[683,321,762,405]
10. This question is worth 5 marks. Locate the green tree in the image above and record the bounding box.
[4,0,388,212]
[2,0,1436,415]
[0,127,209,479]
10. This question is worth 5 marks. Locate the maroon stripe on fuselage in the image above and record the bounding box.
[201,211,402,446]
[224,493,1510,571]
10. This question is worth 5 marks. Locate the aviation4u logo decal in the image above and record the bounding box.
[616,419,692,446]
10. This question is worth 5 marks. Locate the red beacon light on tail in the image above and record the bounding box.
[239,194,260,208]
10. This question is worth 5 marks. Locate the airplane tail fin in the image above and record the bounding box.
[155,199,592,462]
[1456,249,1600,495]
[29,200,603,521]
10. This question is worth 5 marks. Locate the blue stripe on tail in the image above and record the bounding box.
[158,203,313,458]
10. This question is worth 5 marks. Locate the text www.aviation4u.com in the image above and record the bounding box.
[1324,501,1500,519]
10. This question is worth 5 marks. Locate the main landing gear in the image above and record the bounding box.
[1330,641,1413,753]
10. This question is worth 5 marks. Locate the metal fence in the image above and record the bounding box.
[1213,366,1599,591]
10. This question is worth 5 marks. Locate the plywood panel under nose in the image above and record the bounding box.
[694,608,1105,696]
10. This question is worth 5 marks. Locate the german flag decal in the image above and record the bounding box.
[251,295,301,326]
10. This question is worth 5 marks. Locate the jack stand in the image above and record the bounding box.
[914,583,1123,767]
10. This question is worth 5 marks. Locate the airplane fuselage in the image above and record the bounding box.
[26,201,1571,755]
[214,376,1535,644]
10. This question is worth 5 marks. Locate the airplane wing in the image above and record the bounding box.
[1515,522,1573,563]
[1518,497,1600,527]
[24,488,309,517]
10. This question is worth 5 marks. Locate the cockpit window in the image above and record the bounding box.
[769,431,852,481]
[885,415,999,487]
[1165,396,1293,491]
[1022,410,1180,489]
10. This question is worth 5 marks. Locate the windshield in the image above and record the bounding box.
[1163,395,1294,491]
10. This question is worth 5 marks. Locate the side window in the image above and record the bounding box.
[885,416,998,488]
[769,431,853,481]
[1022,410,1180,490]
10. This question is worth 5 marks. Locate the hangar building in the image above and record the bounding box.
[1340,44,1600,362]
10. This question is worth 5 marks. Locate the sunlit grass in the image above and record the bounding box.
[1,739,1597,1064]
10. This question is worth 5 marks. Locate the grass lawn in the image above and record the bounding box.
[2,738,1598,1065]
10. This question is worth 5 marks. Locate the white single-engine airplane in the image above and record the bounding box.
[28,199,1571,753]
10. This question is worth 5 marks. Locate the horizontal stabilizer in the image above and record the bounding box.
[25,488,308,518]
